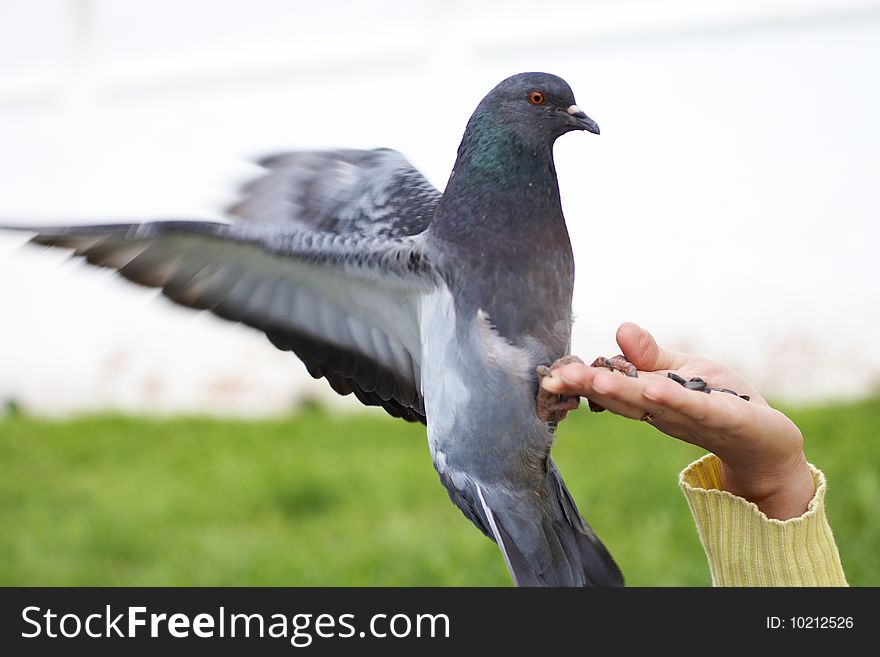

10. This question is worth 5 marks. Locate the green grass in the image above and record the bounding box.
[0,397,877,586]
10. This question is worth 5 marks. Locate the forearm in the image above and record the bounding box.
[680,454,848,587]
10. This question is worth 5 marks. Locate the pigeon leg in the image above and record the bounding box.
[536,355,584,427]
[587,354,638,412]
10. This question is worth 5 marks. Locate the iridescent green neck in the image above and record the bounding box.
[454,111,550,188]
[433,109,563,247]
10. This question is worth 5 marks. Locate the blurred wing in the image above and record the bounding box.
[227,148,441,237]
[25,221,435,423]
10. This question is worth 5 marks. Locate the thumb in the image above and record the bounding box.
[616,322,678,372]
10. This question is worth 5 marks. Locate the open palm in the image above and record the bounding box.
[541,323,814,520]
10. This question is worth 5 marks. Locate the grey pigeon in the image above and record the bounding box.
[5,72,623,586]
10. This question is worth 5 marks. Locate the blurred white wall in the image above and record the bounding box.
[1,0,878,415]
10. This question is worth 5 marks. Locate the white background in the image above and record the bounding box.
[1,0,878,415]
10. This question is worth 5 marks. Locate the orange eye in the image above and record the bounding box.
[528,91,545,105]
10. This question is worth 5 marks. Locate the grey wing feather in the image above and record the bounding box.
[227,148,441,238]
[25,220,435,423]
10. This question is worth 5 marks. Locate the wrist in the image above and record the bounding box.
[720,453,815,520]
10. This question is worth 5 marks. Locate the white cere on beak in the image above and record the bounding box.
[567,104,583,115]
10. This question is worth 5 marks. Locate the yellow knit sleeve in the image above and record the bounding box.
[679,454,847,586]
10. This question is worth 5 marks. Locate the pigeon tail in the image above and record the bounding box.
[475,463,623,587]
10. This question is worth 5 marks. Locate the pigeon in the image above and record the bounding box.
[3,72,623,587]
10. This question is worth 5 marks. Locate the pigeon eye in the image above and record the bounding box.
[528,91,545,106]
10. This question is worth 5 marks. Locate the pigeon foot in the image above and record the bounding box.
[587,354,638,412]
[536,355,584,427]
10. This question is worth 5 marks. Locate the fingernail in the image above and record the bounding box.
[541,376,565,393]
[554,365,580,383]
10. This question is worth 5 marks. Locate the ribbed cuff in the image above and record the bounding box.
[680,454,848,587]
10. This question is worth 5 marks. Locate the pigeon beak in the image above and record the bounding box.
[567,104,600,135]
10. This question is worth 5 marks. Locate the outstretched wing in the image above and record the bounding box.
[227,148,441,238]
[24,220,436,423]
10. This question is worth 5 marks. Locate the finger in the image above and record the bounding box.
[540,365,652,419]
[539,361,596,394]
[543,363,663,405]
[642,376,752,433]
[615,322,680,372]
[590,368,669,405]
[541,361,652,395]
[586,370,670,420]
[587,377,721,445]
[583,391,648,421]
[543,364,692,423]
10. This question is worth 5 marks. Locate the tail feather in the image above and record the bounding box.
[477,463,623,587]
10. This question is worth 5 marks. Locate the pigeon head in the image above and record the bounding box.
[444,72,599,192]
[467,72,599,146]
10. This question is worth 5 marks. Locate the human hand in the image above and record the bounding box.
[540,323,815,520]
